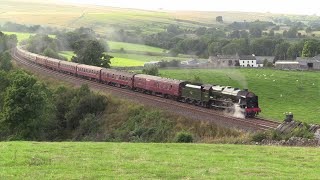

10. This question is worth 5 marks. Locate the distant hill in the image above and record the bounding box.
[0,0,307,34]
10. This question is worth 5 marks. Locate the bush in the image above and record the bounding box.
[289,127,314,139]
[142,66,159,76]
[271,130,282,141]
[251,132,268,142]
[175,131,193,143]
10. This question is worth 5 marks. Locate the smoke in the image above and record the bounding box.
[232,104,245,119]
[225,70,248,89]
[223,104,245,119]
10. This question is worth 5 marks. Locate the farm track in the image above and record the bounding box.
[12,51,281,131]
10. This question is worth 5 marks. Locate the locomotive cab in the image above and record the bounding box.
[245,93,261,117]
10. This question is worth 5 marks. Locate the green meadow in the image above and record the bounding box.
[0,142,319,179]
[3,31,55,43]
[109,41,166,53]
[59,51,191,67]
[3,31,34,42]
[159,68,320,123]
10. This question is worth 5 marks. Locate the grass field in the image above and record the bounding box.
[59,51,191,67]
[3,31,34,42]
[159,68,320,123]
[3,31,55,43]
[109,41,166,53]
[0,142,319,179]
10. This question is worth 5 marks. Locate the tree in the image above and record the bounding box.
[286,27,298,38]
[282,30,288,37]
[208,39,229,56]
[166,25,181,34]
[0,52,12,71]
[229,30,240,38]
[269,29,275,37]
[250,37,279,56]
[287,41,304,59]
[1,71,51,140]
[65,85,107,130]
[142,66,159,76]
[72,39,112,68]
[274,42,290,60]
[249,27,262,38]
[43,47,67,60]
[0,31,17,52]
[27,34,56,54]
[263,59,274,67]
[305,27,312,34]
[195,27,207,36]
[0,70,10,111]
[216,16,223,23]
[302,39,320,57]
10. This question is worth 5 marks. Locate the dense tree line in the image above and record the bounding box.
[26,27,113,67]
[0,22,59,34]
[107,16,320,60]
[0,70,108,140]
[0,31,17,71]
[26,34,67,60]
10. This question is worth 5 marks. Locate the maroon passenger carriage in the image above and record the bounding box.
[35,55,47,66]
[59,60,78,75]
[101,69,135,88]
[76,64,102,81]
[133,74,186,99]
[46,57,60,70]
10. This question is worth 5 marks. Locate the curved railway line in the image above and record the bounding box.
[12,50,281,131]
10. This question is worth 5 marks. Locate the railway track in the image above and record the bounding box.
[12,50,281,131]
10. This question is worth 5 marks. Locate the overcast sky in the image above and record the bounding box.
[62,0,320,15]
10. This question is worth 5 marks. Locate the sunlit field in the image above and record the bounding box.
[0,142,319,179]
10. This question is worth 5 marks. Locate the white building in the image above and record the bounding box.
[239,55,258,67]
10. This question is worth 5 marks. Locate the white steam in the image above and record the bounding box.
[223,103,245,119]
[232,104,245,119]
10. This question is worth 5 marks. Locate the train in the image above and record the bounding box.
[15,46,261,117]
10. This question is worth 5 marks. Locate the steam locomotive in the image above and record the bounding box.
[16,46,261,117]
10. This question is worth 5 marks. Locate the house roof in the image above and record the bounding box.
[296,57,314,61]
[239,55,256,60]
[256,60,264,64]
[275,61,299,65]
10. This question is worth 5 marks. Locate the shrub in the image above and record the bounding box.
[175,131,193,143]
[251,132,268,142]
[142,66,159,76]
[271,130,282,141]
[289,127,314,139]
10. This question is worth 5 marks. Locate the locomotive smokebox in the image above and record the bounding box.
[285,112,293,122]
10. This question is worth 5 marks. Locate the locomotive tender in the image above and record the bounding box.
[16,46,261,117]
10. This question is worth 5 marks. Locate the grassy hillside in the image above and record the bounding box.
[159,68,320,123]
[0,142,319,179]
[0,0,296,34]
